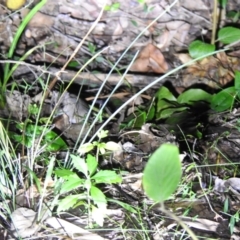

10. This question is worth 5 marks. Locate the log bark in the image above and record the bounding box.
[0,0,215,88]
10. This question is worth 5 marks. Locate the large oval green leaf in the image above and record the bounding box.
[218,27,240,44]
[189,40,215,59]
[210,87,236,112]
[177,89,212,104]
[142,144,181,202]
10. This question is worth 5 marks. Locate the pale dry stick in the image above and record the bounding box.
[0,60,56,77]
[42,3,106,101]
[211,0,218,45]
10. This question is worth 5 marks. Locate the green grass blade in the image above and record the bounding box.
[3,0,47,85]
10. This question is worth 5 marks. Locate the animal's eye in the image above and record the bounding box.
[59,103,64,109]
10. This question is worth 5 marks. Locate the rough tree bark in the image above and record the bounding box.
[0,0,219,88]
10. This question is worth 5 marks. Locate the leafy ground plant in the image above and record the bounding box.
[3,0,240,238]
[54,130,122,226]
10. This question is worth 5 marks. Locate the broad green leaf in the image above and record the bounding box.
[210,87,236,111]
[86,154,97,176]
[57,194,85,212]
[78,142,94,154]
[90,186,107,208]
[157,99,175,113]
[91,170,122,184]
[146,102,155,121]
[142,144,181,202]
[189,40,215,59]
[156,105,188,120]
[177,89,212,104]
[97,130,108,139]
[165,111,191,125]
[44,131,67,151]
[156,86,176,101]
[54,169,76,179]
[71,154,88,177]
[97,142,106,155]
[133,111,146,128]
[156,87,177,115]
[60,175,84,193]
[91,205,106,227]
[218,27,240,44]
[105,141,121,151]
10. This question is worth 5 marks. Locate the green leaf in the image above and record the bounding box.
[86,154,98,176]
[218,27,240,44]
[156,86,176,102]
[88,42,96,54]
[105,141,121,151]
[177,89,212,104]
[104,2,120,11]
[110,2,120,11]
[218,0,228,8]
[156,105,188,120]
[142,144,181,202]
[78,142,94,154]
[234,71,240,98]
[54,169,76,179]
[146,102,155,121]
[229,215,235,235]
[210,87,236,111]
[189,40,215,59]
[71,154,88,177]
[91,205,106,227]
[227,11,240,22]
[44,131,67,151]
[91,170,122,184]
[155,87,177,116]
[165,111,191,125]
[133,111,147,128]
[60,175,84,194]
[57,194,85,212]
[67,60,80,68]
[97,130,108,139]
[90,186,107,208]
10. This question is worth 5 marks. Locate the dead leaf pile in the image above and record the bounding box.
[130,43,169,73]
[177,52,240,92]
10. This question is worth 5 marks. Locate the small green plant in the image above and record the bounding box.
[54,130,122,226]
[10,121,67,152]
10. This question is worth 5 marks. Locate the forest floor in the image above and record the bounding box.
[1,0,240,239]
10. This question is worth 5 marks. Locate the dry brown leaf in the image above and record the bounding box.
[130,43,168,73]
[176,51,240,92]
